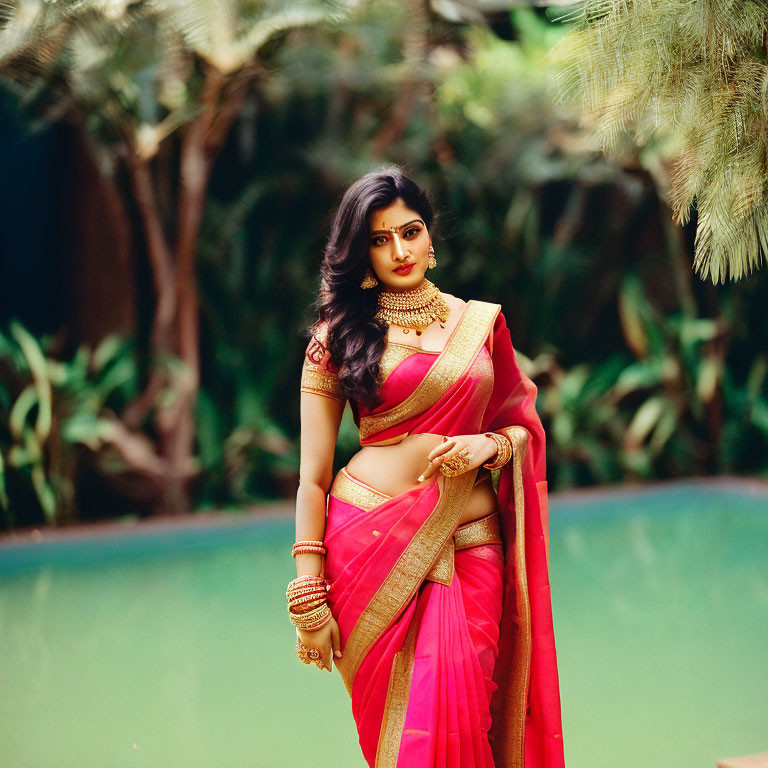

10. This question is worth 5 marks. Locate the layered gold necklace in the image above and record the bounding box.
[375,278,450,333]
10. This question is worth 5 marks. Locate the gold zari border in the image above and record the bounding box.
[329,469,391,511]
[489,426,532,768]
[424,537,455,585]
[372,511,505,766]
[373,609,421,767]
[455,511,502,550]
[359,300,499,440]
[379,344,422,383]
[425,511,502,585]
[300,359,345,401]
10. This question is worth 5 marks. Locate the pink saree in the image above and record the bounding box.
[320,300,564,768]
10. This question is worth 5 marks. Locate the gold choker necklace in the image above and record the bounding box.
[375,279,450,330]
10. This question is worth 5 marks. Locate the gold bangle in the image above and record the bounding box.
[292,540,327,557]
[482,432,512,470]
[286,574,325,591]
[288,601,332,630]
[286,575,327,598]
[289,594,329,612]
[293,611,332,632]
[287,586,327,602]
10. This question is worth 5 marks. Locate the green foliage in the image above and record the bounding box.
[0,0,359,156]
[3,2,768,523]
[0,0,363,521]
[0,322,145,527]
[535,270,768,485]
[552,0,768,282]
[188,2,767,505]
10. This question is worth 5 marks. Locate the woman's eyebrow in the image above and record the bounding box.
[369,218,424,236]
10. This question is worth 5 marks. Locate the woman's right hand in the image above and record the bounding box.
[297,616,342,672]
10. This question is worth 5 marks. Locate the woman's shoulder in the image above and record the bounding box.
[310,318,331,344]
[440,292,501,317]
[439,292,469,316]
[304,319,336,369]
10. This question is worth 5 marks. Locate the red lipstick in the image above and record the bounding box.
[394,263,415,275]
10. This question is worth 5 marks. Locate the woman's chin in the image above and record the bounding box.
[381,272,427,291]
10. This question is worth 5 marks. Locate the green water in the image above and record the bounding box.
[1,484,766,768]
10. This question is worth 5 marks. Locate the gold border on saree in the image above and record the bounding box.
[374,606,422,768]
[425,511,502,585]
[455,511,502,550]
[329,467,392,511]
[358,300,500,441]
[331,468,502,586]
[488,425,532,768]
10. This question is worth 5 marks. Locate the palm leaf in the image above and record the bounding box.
[553,0,768,281]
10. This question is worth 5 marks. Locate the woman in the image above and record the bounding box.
[287,168,565,768]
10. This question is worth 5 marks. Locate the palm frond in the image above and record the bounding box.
[553,0,768,281]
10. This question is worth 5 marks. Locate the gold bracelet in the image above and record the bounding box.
[482,432,513,470]
[288,602,332,630]
[286,575,327,598]
[290,596,329,613]
[292,540,327,557]
[299,612,332,632]
[287,585,328,602]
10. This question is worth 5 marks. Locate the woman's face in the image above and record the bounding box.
[367,197,430,292]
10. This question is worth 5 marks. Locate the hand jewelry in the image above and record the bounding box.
[295,636,322,665]
[292,540,327,557]
[286,575,333,630]
[482,432,513,470]
[439,447,471,477]
[288,601,333,631]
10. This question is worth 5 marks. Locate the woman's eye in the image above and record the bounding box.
[405,227,421,238]
[372,235,387,246]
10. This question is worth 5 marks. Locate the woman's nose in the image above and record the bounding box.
[391,233,405,259]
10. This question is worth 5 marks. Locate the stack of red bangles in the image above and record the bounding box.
[286,540,332,631]
[291,540,326,557]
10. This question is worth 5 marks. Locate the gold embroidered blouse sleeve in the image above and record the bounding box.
[300,325,346,402]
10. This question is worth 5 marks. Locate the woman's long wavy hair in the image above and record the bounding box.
[310,167,438,408]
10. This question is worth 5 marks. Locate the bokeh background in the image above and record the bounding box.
[1,2,767,767]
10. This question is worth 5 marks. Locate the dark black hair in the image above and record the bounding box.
[310,166,438,407]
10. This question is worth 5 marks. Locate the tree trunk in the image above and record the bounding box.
[122,66,254,515]
[63,126,137,349]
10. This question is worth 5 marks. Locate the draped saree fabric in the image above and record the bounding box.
[318,300,564,768]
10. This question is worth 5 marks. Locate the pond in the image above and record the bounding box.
[1,481,766,768]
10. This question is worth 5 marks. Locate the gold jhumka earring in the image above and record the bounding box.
[360,268,379,289]
[428,243,437,269]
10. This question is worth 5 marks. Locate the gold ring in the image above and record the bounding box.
[447,449,470,466]
[296,637,322,665]
[439,450,470,477]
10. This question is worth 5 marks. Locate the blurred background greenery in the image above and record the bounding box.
[1,0,767,529]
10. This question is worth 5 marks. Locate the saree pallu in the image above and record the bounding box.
[322,300,565,768]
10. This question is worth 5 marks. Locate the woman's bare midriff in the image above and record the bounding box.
[344,432,498,526]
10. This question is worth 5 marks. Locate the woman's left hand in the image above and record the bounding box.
[417,433,497,483]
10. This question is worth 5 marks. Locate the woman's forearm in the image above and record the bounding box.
[294,480,329,577]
